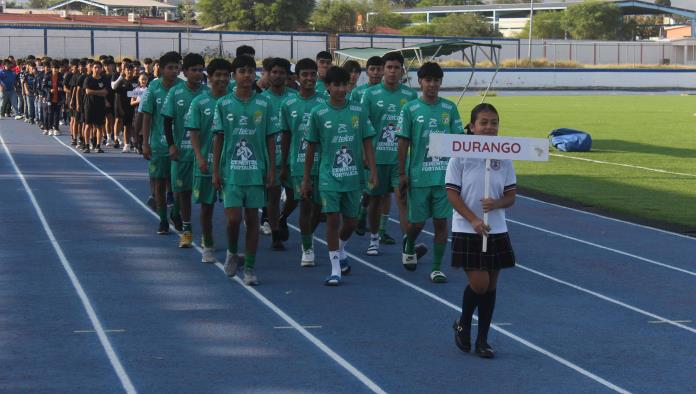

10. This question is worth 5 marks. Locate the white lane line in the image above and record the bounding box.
[287,225,629,393]
[549,153,696,178]
[0,133,137,394]
[648,320,691,325]
[52,136,386,394]
[389,217,695,278]
[74,329,127,334]
[517,194,696,241]
[274,325,323,330]
[389,218,696,335]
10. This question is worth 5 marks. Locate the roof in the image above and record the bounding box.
[334,47,394,61]
[335,39,502,63]
[0,13,194,28]
[49,0,177,10]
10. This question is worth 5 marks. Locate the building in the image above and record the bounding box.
[48,0,176,16]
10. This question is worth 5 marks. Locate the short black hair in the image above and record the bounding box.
[236,45,255,58]
[294,58,317,75]
[269,57,291,74]
[50,60,60,68]
[207,58,233,76]
[231,55,256,73]
[261,57,274,72]
[182,53,205,70]
[342,60,361,74]
[69,58,79,66]
[159,51,182,68]
[324,66,349,86]
[382,52,405,66]
[316,51,333,61]
[417,62,443,79]
[78,60,87,67]
[366,56,384,68]
[143,57,153,65]
[122,58,132,63]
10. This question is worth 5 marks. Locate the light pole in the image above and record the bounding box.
[528,0,534,61]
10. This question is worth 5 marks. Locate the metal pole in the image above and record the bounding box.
[527,0,534,60]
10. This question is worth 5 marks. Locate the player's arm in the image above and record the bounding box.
[189,128,207,174]
[163,116,178,161]
[212,133,223,190]
[141,113,152,160]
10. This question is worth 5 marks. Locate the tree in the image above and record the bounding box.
[562,1,633,40]
[177,0,196,25]
[310,0,365,34]
[29,0,48,8]
[365,0,409,31]
[517,11,565,39]
[417,0,481,5]
[403,13,501,38]
[198,0,313,31]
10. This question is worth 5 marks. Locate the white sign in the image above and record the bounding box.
[428,134,549,162]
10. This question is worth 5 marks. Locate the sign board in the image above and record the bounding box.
[428,134,549,162]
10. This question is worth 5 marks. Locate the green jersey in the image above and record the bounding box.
[279,92,326,177]
[396,97,464,187]
[184,91,221,177]
[349,83,374,104]
[306,101,375,192]
[315,79,329,98]
[140,78,183,155]
[261,87,297,166]
[161,82,209,162]
[362,82,418,165]
[212,91,277,186]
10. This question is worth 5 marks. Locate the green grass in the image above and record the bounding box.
[449,95,696,229]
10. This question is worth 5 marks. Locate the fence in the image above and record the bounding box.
[0,26,690,66]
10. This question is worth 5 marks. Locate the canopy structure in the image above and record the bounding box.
[334,39,502,104]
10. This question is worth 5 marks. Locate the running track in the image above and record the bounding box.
[1,120,694,393]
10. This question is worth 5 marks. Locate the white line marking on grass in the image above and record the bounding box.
[516,194,696,241]
[549,153,696,178]
[0,133,137,394]
[287,225,629,393]
[648,320,691,324]
[274,325,322,329]
[389,218,696,335]
[52,137,386,394]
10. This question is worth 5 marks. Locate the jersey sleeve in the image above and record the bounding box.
[160,88,175,118]
[305,109,320,144]
[504,160,517,192]
[395,106,411,140]
[139,85,155,115]
[451,107,465,134]
[212,101,224,134]
[184,98,200,131]
[361,106,376,140]
[445,158,464,193]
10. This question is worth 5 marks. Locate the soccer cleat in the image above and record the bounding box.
[324,275,340,286]
[157,221,170,235]
[243,267,259,286]
[301,248,315,267]
[402,252,417,271]
[170,212,183,232]
[453,320,471,353]
[340,259,351,275]
[366,243,379,256]
[201,247,216,264]
[96,147,104,153]
[53,129,61,136]
[260,221,271,235]
[179,231,193,248]
[430,270,448,283]
[223,252,242,277]
[380,232,396,245]
[82,147,91,154]
[475,342,495,359]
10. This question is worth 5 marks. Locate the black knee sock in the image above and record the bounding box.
[459,286,478,329]
[476,290,497,344]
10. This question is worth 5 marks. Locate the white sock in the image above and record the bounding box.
[338,238,347,260]
[329,251,341,277]
[370,233,380,246]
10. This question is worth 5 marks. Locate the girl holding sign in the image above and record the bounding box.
[445,103,516,358]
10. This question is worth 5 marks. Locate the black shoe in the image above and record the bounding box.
[453,320,471,353]
[96,147,104,153]
[170,213,183,232]
[82,147,91,153]
[475,341,495,358]
[146,195,156,211]
[279,219,289,241]
[70,139,77,146]
[415,243,428,260]
[113,142,120,149]
[157,221,170,235]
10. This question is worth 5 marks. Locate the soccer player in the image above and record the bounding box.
[82,61,107,153]
[188,58,232,263]
[162,53,208,248]
[302,66,377,286]
[261,57,297,251]
[279,58,325,267]
[141,51,183,235]
[342,60,361,94]
[314,51,332,97]
[361,52,417,256]
[112,63,137,152]
[211,55,277,286]
[396,62,464,283]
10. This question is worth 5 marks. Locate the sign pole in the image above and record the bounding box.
[482,158,491,252]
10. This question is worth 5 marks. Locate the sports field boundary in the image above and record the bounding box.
[549,153,696,178]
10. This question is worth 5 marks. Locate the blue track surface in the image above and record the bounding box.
[1,120,694,393]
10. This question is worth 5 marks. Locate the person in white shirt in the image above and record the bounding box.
[445,103,516,359]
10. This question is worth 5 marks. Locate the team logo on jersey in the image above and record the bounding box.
[176,99,184,107]
[226,113,234,122]
[254,110,263,125]
[156,98,162,105]
[491,159,501,171]
[441,112,450,125]
[379,124,397,146]
[239,115,249,126]
[291,110,298,118]
[334,146,353,168]
[232,139,256,171]
[376,100,384,107]
[98,82,103,88]
[324,121,332,129]
[387,103,397,113]
[204,108,212,116]
[400,98,408,106]
[337,123,348,133]
[428,118,438,128]
[352,115,360,128]
[416,115,424,123]
[423,145,442,163]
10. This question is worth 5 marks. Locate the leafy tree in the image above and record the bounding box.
[517,11,565,39]
[198,0,313,31]
[29,0,48,7]
[403,13,501,38]
[310,0,366,34]
[417,0,481,5]
[177,0,196,25]
[365,0,409,31]
[562,1,633,40]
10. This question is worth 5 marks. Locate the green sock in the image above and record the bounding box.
[378,214,389,236]
[432,242,446,271]
[202,234,214,248]
[405,237,415,254]
[182,222,191,232]
[172,200,180,217]
[301,234,313,251]
[157,206,167,223]
[244,251,256,269]
[227,241,238,254]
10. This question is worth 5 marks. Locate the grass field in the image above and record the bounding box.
[450,94,696,231]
